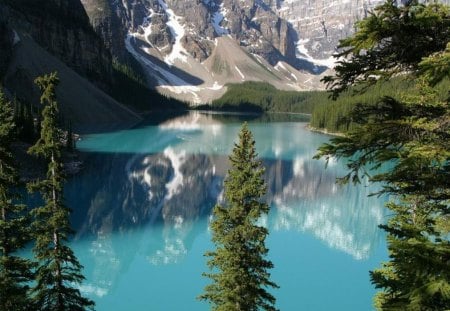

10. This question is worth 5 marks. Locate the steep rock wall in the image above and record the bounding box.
[1,0,113,85]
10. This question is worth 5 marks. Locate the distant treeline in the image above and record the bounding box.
[205,79,449,134]
[310,77,450,133]
[197,81,324,114]
[310,78,415,132]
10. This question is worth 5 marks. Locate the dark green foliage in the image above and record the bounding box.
[315,1,450,310]
[371,197,450,310]
[0,22,13,80]
[111,57,188,111]
[310,77,450,133]
[200,123,278,311]
[322,0,450,98]
[28,73,94,311]
[66,121,74,152]
[208,81,318,114]
[0,90,33,310]
[13,98,37,143]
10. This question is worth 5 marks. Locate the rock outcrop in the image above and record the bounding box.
[81,0,148,60]
[1,0,113,85]
[0,0,141,130]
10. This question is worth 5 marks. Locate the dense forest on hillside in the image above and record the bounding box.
[207,78,449,134]
[310,78,414,132]
[198,81,324,114]
[311,77,450,132]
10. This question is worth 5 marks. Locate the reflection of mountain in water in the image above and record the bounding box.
[68,112,387,295]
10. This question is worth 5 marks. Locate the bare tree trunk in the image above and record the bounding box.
[51,151,63,310]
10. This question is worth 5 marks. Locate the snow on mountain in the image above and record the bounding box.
[157,0,189,65]
[212,3,230,36]
[95,0,426,103]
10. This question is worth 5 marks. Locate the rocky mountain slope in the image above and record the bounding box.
[2,1,448,110]
[0,0,141,130]
[81,0,397,103]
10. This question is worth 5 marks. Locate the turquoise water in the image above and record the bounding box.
[66,112,387,310]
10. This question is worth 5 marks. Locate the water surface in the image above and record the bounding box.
[66,112,387,310]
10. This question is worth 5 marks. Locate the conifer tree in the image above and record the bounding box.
[315,1,450,310]
[0,90,33,310]
[66,121,74,152]
[28,73,94,311]
[200,123,278,311]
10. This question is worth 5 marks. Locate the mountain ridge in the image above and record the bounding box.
[81,0,393,103]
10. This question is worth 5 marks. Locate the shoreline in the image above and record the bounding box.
[306,124,346,137]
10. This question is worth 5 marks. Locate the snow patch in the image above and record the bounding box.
[235,66,245,80]
[125,35,203,103]
[212,3,229,36]
[208,81,223,90]
[274,62,287,71]
[296,39,337,68]
[157,0,189,65]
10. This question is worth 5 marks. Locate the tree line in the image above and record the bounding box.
[198,81,322,114]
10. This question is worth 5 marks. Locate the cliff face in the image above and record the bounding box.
[77,0,393,102]
[80,0,148,60]
[276,0,384,60]
[81,0,389,67]
[5,0,446,104]
[0,0,141,130]
[1,0,112,84]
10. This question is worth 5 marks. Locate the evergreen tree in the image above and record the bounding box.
[322,0,450,98]
[0,90,33,310]
[200,123,278,311]
[66,121,74,152]
[28,73,94,311]
[13,98,35,143]
[315,1,450,310]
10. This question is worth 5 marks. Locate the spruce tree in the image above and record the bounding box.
[66,121,74,152]
[0,90,33,310]
[315,1,450,310]
[200,123,278,311]
[28,73,94,311]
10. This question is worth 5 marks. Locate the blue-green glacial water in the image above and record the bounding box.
[65,111,388,310]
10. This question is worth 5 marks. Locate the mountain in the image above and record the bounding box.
[0,0,141,131]
[1,1,448,114]
[81,0,394,103]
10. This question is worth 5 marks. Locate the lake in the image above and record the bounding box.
[65,111,388,310]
